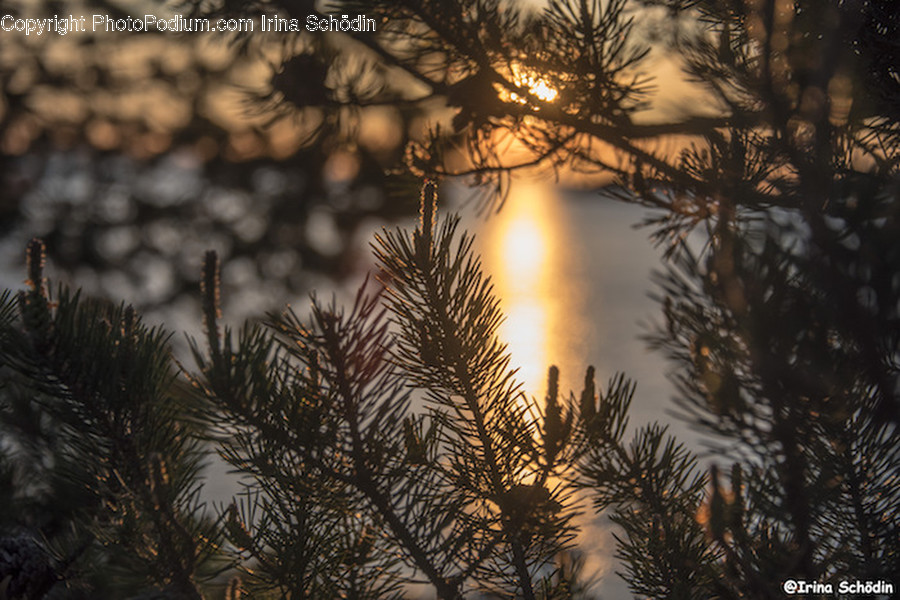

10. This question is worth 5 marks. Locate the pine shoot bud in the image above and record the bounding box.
[201,251,221,355]
[415,180,437,260]
[580,366,597,422]
[25,238,46,295]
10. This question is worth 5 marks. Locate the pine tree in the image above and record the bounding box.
[3,182,612,598]
[189,181,587,599]
[188,0,899,596]
[0,240,221,599]
[1,4,898,595]
[1,167,897,599]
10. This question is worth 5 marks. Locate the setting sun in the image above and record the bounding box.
[499,64,560,105]
[516,75,559,103]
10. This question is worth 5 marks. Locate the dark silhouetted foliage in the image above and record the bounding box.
[1,0,898,598]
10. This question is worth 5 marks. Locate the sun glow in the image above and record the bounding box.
[515,75,559,103]
[500,64,560,105]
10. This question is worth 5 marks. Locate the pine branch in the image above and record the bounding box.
[374,182,578,598]
[576,369,719,598]
[0,240,213,599]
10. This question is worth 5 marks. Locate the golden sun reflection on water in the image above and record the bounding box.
[478,183,585,403]
[502,217,545,291]
[474,183,617,592]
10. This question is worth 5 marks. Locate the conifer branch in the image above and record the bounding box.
[374,182,577,598]
[1,240,212,599]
